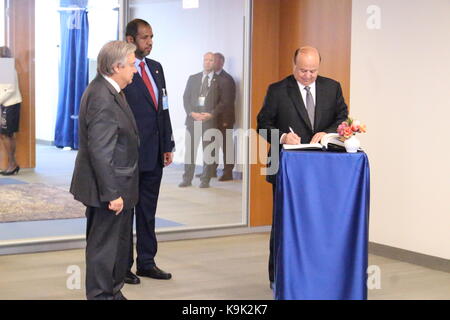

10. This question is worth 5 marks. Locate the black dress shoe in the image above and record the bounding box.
[137,266,172,280]
[218,174,233,181]
[196,172,217,178]
[1,166,20,176]
[199,181,210,188]
[178,180,192,187]
[124,271,140,285]
[114,291,128,300]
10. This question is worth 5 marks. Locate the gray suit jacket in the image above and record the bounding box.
[70,75,140,209]
[183,72,220,127]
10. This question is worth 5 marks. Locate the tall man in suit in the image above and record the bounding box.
[123,19,175,284]
[212,53,236,181]
[179,52,219,189]
[70,40,139,300]
[257,46,349,286]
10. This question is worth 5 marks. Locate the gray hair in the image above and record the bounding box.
[97,41,136,76]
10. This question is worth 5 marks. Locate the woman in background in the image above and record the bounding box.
[0,46,22,175]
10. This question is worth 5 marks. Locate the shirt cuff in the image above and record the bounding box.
[280,133,287,144]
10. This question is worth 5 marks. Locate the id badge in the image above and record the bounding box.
[198,96,206,107]
[162,96,169,110]
[162,88,169,110]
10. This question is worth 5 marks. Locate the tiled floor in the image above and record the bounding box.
[1,145,448,300]
[0,233,448,300]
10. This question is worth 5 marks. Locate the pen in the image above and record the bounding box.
[289,126,295,134]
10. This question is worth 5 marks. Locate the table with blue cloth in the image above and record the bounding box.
[273,150,370,300]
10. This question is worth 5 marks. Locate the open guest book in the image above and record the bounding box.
[282,133,346,151]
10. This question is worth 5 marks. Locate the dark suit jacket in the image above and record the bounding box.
[183,72,220,128]
[215,69,236,126]
[123,58,175,172]
[70,75,140,209]
[257,75,349,183]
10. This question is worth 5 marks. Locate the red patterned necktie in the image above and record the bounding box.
[139,61,158,110]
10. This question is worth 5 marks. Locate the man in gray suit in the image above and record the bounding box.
[70,40,139,300]
[179,52,219,188]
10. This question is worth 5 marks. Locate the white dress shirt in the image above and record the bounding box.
[201,72,214,87]
[102,74,121,93]
[135,57,159,102]
[297,80,316,108]
[280,81,317,143]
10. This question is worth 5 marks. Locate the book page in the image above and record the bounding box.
[283,143,323,150]
[321,133,345,148]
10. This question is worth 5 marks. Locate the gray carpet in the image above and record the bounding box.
[0,183,85,223]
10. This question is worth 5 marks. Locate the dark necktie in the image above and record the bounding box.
[304,86,315,128]
[119,91,127,104]
[139,61,158,110]
[200,74,209,96]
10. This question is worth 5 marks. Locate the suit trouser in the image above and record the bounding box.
[85,206,132,300]
[182,121,215,183]
[128,166,163,270]
[212,123,235,176]
[268,184,276,283]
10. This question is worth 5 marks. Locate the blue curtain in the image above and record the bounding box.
[54,1,89,149]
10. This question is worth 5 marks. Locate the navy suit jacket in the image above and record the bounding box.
[123,58,175,172]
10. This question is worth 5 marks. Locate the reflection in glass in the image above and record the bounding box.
[129,0,248,230]
[35,0,120,149]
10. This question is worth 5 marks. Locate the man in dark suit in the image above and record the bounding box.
[257,46,349,286]
[179,52,219,189]
[123,19,175,284]
[70,40,139,300]
[212,52,236,181]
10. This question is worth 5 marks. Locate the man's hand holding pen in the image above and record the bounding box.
[282,126,301,145]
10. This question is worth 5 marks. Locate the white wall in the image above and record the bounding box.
[0,1,5,46]
[350,0,450,259]
[130,0,246,165]
[35,0,60,142]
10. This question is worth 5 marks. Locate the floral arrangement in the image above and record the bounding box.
[337,117,367,139]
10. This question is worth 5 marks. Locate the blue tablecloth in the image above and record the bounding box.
[274,150,370,300]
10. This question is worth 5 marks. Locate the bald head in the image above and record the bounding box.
[293,46,321,86]
[203,52,215,73]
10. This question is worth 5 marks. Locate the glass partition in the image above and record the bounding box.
[0,0,250,246]
[128,0,250,230]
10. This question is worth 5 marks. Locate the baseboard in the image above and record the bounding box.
[3,230,447,275]
[0,225,271,256]
[36,139,55,146]
[168,163,243,180]
[369,242,449,273]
